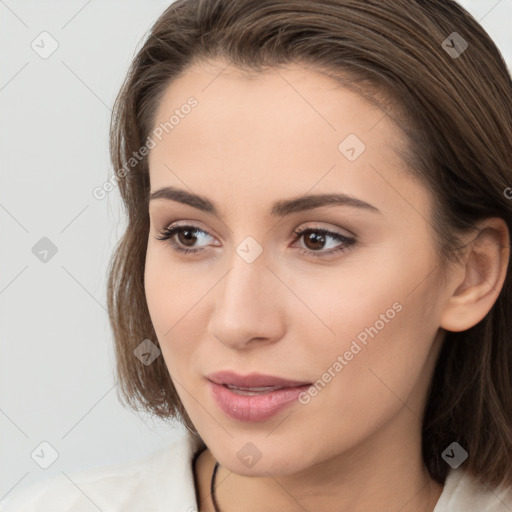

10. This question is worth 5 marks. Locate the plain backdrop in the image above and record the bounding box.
[1,0,511,500]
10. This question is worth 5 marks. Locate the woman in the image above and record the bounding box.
[2,0,512,510]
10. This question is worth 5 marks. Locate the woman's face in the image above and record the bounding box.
[145,61,450,476]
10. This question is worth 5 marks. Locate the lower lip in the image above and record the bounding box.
[208,380,311,422]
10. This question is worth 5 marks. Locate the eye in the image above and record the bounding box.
[291,226,356,258]
[155,224,216,255]
[155,223,356,259]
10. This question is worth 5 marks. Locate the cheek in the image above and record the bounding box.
[143,247,210,373]
[294,248,439,421]
[145,245,196,333]
[296,276,439,447]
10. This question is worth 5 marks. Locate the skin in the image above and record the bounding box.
[144,60,510,512]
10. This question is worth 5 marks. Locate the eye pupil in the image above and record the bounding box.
[304,231,326,250]
[178,229,197,246]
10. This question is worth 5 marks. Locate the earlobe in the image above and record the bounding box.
[439,218,510,333]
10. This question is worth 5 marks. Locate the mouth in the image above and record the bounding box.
[206,371,313,422]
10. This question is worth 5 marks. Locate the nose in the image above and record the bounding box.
[206,249,285,350]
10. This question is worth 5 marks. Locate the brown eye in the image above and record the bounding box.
[302,231,328,251]
[176,227,199,247]
[156,224,215,254]
[292,227,356,258]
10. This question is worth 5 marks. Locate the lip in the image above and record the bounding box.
[206,370,311,388]
[206,371,312,422]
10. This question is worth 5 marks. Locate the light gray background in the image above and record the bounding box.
[1,0,511,500]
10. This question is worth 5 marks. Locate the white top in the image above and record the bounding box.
[2,431,512,511]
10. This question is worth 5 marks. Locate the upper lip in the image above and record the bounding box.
[206,371,312,388]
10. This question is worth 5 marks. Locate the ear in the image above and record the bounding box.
[440,217,510,332]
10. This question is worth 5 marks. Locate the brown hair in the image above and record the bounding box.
[107,0,512,490]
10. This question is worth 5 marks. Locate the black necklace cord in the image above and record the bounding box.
[210,461,221,512]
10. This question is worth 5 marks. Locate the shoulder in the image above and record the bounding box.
[0,431,205,512]
[436,467,512,512]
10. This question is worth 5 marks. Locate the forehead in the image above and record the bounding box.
[150,60,390,140]
[147,61,429,221]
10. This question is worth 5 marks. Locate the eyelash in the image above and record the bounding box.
[155,224,356,259]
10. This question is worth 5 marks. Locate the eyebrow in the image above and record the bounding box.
[149,186,381,217]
